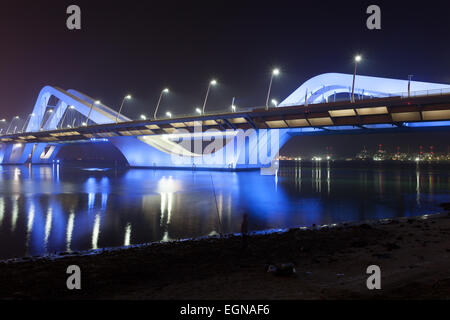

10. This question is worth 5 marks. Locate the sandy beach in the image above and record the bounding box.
[1,212,450,300]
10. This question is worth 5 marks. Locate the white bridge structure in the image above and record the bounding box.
[0,73,449,169]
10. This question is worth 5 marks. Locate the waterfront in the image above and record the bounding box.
[0,162,448,260]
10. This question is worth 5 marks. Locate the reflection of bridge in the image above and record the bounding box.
[1,73,449,169]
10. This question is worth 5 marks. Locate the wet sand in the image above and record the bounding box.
[1,212,450,300]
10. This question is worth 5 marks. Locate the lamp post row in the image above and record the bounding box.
[5,56,415,134]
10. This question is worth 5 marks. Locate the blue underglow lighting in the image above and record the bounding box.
[362,124,396,129]
[290,127,325,133]
[323,126,362,131]
[404,121,450,128]
[82,168,110,172]
[89,138,109,142]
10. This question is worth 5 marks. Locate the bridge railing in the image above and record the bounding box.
[2,87,450,137]
[279,87,450,107]
[398,88,450,98]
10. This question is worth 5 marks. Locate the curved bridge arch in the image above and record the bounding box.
[15,86,286,169]
[279,73,450,106]
[26,86,131,132]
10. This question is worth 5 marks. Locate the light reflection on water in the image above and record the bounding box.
[0,163,448,260]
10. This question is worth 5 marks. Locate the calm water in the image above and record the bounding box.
[0,162,448,260]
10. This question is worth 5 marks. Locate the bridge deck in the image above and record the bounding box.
[1,94,450,144]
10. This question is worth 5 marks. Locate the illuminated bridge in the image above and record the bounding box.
[1,73,450,169]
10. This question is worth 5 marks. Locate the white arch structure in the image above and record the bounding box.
[1,86,284,168]
[1,73,449,169]
[279,73,450,106]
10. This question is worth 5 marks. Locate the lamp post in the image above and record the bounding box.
[166,111,172,118]
[87,100,101,125]
[202,80,217,114]
[154,88,169,119]
[116,95,132,123]
[408,75,413,97]
[195,108,202,115]
[140,114,147,120]
[351,55,361,103]
[6,116,19,134]
[266,68,279,110]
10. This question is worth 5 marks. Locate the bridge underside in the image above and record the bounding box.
[0,122,449,171]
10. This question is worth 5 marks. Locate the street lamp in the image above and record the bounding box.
[195,108,202,115]
[408,75,413,97]
[202,79,217,114]
[166,111,172,118]
[266,68,280,110]
[6,116,19,134]
[231,105,236,112]
[140,114,147,120]
[116,95,132,123]
[271,99,278,107]
[351,55,362,103]
[86,100,101,125]
[154,88,169,119]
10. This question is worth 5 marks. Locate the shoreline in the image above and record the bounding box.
[1,212,444,265]
[1,211,450,299]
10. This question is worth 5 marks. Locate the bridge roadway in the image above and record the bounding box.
[1,93,450,145]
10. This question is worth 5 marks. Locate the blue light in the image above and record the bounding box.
[404,121,450,128]
[323,126,362,131]
[89,138,109,142]
[362,124,396,129]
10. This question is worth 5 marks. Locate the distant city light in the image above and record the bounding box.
[140,114,147,120]
[195,108,202,115]
[166,111,172,118]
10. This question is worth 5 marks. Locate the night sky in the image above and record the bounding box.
[0,0,449,156]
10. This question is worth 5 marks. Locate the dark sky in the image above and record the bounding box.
[0,0,449,155]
